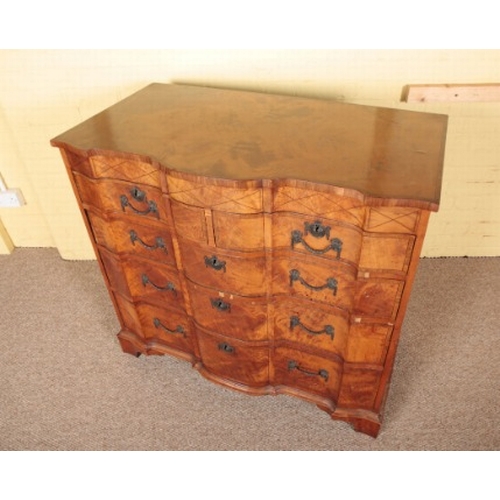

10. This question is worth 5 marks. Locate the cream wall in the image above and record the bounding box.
[1,49,499,259]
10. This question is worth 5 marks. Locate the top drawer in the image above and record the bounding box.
[70,154,161,188]
[73,174,169,221]
[365,207,421,234]
[167,174,263,214]
[273,184,366,228]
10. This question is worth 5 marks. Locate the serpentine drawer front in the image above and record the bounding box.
[51,83,447,437]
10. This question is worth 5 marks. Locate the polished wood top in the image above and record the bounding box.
[51,83,447,210]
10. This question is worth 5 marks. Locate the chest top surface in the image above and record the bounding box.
[51,83,447,210]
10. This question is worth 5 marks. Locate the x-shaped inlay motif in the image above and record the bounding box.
[368,208,419,232]
[169,183,262,213]
[91,158,158,184]
[275,188,365,226]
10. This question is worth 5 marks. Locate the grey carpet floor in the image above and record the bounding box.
[1,248,499,450]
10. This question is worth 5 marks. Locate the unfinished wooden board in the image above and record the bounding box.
[402,84,500,103]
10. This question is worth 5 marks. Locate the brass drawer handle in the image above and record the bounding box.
[204,255,226,272]
[291,220,343,258]
[290,315,335,340]
[153,318,185,337]
[142,274,177,295]
[289,269,338,296]
[210,298,231,312]
[288,360,329,382]
[129,230,167,253]
[120,186,158,217]
[218,342,235,354]
[291,230,343,258]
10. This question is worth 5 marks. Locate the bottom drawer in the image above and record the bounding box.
[136,303,193,354]
[337,366,383,411]
[273,346,342,401]
[196,327,269,388]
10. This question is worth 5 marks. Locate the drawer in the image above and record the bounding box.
[74,173,168,221]
[187,281,268,341]
[135,302,193,354]
[122,258,183,308]
[273,184,366,227]
[337,365,383,410]
[178,240,267,296]
[170,199,266,250]
[274,298,393,365]
[87,210,176,265]
[365,207,421,234]
[272,253,356,310]
[100,249,183,309]
[273,297,350,357]
[346,323,393,365]
[359,233,415,275]
[167,173,263,214]
[88,155,161,187]
[170,200,209,244]
[273,346,342,401]
[273,213,363,266]
[354,279,405,322]
[196,326,269,387]
[212,211,265,250]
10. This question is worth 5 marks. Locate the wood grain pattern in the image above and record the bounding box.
[178,239,267,295]
[51,83,447,210]
[74,174,169,221]
[51,84,447,438]
[187,281,268,341]
[195,326,270,387]
[87,210,176,265]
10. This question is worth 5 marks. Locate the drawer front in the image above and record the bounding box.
[354,279,405,321]
[365,207,421,234]
[100,250,183,308]
[167,174,263,214]
[74,174,168,221]
[212,211,265,250]
[87,211,176,265]
[273,213,363,266]
[273,297,350,357]
[178,240,267,296]
[273,185,366,227]
[196,327,269,387]
[274,298,393,365]
[136,303,193,353]
[88,155,161,187]
[170,200,208,244]
[171,200,266,250]
[272,255,356,310]
[346,323,393,365]
[359,233,415,275]
[273,346,342,400]
[337,366,383,410]
[187,281,268,341]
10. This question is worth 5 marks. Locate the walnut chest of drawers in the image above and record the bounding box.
[51,83,447,437]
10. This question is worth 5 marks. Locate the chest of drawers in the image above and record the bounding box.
[51,84,447,437]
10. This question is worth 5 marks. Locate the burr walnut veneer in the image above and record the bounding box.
[51,84,447,437]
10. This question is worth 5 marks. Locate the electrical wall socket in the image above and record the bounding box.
[0,188,25,207]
